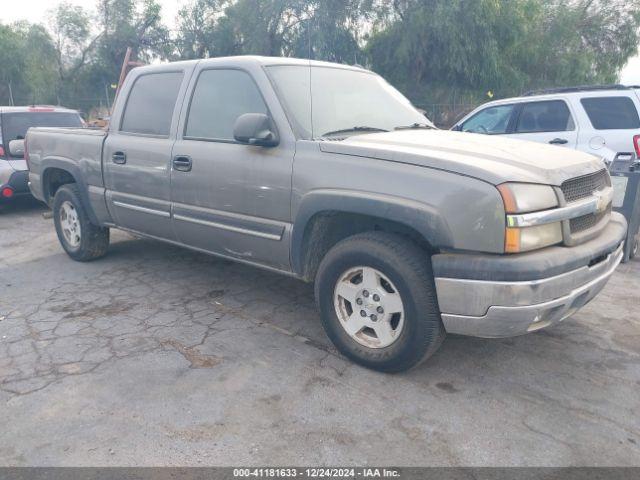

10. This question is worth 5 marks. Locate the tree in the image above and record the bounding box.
[173,0,372,62]
[516,0,640,89]
[1,0,640,117]
[49,2,94,81]
[20,22,60,103]
[0,24,25,104]
[174,0,225,59]
[291,0,373,63]
[366,0,640,107]
[0,22,59,105]
[96,0,169,73]
[367,0,537,101]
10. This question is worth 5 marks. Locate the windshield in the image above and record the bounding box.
[266,65,432,140]
[1,112,83,147]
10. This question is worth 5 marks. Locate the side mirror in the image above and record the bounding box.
[233,113,279,147]
[8,139,25,158]
[451,124,462,132]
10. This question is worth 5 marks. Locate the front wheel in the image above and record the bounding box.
[315,232,445,373]
[53,184,110,261]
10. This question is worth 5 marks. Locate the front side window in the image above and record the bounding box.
[267,65,430,140]
[580,96,640,130]
[185,69,268,141]
[461,105,514,134]
[515,100,574,133]
[120,72,184,136]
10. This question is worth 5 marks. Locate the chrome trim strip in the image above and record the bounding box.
[173,214,282,241]
[507,186,613,228]
[113,201,171,218]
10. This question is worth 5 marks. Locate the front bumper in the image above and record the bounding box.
[433,213,627,337]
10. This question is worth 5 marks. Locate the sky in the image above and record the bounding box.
[1,0,640,84]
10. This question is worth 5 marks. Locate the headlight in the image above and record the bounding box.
[497,183,558,213]
[498,183,562,253]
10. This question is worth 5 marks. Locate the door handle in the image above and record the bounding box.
[549,138,568,145]
[173,155,192,172]
[112,151,127,164]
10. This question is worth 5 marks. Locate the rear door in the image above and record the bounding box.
[103,66,191,239]
[508,99,578,148]
[574,93,640,159]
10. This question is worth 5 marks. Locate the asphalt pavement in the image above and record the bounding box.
[1,198,639,466]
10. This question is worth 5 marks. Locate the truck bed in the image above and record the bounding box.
[26,127,107,209]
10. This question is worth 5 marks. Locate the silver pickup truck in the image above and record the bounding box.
[26,56,627,372]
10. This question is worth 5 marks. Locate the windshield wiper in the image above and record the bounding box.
[320,126,389,138]
[394,123,436,130]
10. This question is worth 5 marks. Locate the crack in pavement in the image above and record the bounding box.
[1,202,639,466]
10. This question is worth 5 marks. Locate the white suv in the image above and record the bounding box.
[452,85,640,163]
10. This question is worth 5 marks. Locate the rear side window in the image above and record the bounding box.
[515,100,574,133]
[185,69,268,141]
[580,96,640,130]
[461,105,514,134]
[120,72,184,136]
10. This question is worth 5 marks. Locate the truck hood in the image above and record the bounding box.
[318,130,605,186]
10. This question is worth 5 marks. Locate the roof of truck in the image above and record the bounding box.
[0,106,79,114]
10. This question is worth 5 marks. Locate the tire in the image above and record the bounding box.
[315,232,445,373]
[52,183,109,261]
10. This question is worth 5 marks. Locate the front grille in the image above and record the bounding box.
[561,169,611,240]
[569,206,609,233]
[560,169,609,203]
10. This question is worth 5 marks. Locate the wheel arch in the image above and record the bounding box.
[291,190,453,281]
[41,158,100,225]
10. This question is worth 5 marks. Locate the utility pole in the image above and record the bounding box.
[8,82,14,106]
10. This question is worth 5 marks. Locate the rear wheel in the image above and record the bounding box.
[315,232,445,372]
[53,184,109,261]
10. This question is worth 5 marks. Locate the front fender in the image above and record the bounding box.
[290,189,454,275]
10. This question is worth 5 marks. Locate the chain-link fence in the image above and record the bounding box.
[3,97,111,116]
[0,87,112,120]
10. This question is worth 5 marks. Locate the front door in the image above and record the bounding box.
[103,69,186,240]
[170,67,294,270]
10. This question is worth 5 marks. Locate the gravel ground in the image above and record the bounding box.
[0,198,639,466]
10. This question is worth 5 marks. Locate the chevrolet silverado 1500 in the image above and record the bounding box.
[26,56,627,372]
